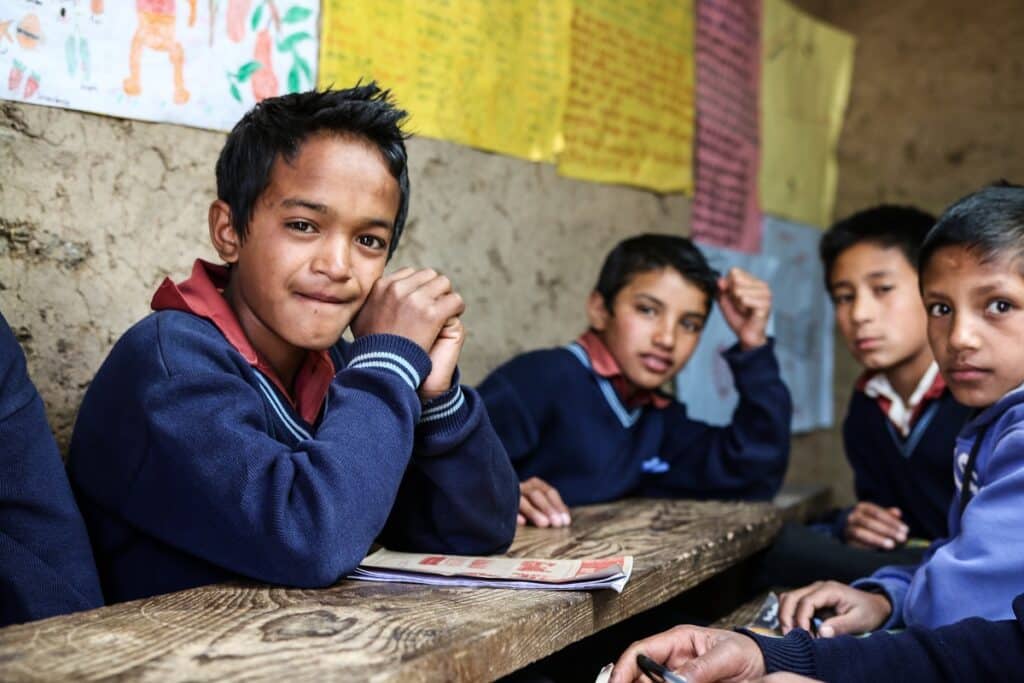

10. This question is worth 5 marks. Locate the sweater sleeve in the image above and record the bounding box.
[0,313,103,625]
[749,594,1024,682]
[854,426,1024,628]
[377,372,519,556]
[645,340,792,500]
[72,327,443,589]
[477,353,553,466]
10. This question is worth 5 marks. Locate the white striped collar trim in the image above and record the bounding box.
[347,353,419,391]
[253,370,312,442]
[564,343,642,428]
[421,387,465,423]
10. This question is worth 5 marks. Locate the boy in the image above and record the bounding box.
[776,183,1024,635]
[0,310,102,625]
[755,207,971,587]
[478,234,791,527]
[68,85,519,603]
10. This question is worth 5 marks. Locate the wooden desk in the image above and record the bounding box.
[0,499,784,682]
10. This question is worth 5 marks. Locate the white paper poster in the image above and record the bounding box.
[0,0,319,131]
[678,216,833,433]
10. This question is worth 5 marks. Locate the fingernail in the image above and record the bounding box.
[562,514,572,525]
[537,515,549,527]
[884,538,894,549]
[820,625,834,637]
[901,525,910,535]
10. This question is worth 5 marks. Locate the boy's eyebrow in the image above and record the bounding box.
[635,293,706,318]
[280,197,394,229]
[830,270,895,290]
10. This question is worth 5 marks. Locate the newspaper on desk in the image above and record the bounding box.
[349,549,634,593]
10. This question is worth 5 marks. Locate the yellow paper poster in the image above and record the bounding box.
[557,0,695,193]
[760,0,855,227]
[318,1,571,162]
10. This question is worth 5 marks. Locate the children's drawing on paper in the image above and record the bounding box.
[0,0,318,131]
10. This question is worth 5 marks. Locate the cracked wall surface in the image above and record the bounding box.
[0,101,690,451]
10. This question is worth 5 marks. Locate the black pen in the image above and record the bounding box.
[636,653,688,683]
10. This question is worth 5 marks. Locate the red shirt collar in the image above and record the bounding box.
[855,365,948,429]
[576,330,671,410]
[151,259,335,425]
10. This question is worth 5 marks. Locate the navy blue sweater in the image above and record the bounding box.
[478,340,791,504]
[0,312,103,626]
[68,310,518,603]
[836,388,970,540]
[751,592,1024,682]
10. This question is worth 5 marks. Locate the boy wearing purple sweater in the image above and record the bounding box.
[68,85,518,603]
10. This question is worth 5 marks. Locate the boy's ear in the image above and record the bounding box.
[209,200,241,264]
[586,291,611,331]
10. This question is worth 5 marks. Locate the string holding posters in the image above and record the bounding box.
[0,0,319,131]
[319,0,572,163]
[676,216,833,434]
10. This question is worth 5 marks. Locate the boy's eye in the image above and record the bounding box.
[680,319,703,332]
[874,285,894,296]
[286,220,316,234]
[927,302,951,317]
[637,305,657,316]
[986,299,1013,315]
[356,234,387,250]
[830,293,853,305]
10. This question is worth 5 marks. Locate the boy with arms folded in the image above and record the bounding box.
[776,183,1024,636]
[68,85,518,603]
[479,234,791,527]
[755,207,970,587]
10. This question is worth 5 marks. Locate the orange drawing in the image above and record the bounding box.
[124,0,198,105]
[16,14,42,50]
[226,0,252,43]
[91,0,105,14]
[0,19,13,45]
[250,28,279,100]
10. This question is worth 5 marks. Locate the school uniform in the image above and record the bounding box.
[854,382,1024,627]
[0,312,103,626]
[68,259,518,603]
[478,331,791,504]
[750,365,969,589]
[748,592,1024,682]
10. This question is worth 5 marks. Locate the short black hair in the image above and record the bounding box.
[215,83,410,257]
[594,234,719,313]
[919,181,1024,278]
[819,205,936,288]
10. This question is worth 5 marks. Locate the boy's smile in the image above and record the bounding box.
[829,242,933,395]
[210,133,400,388]
[588,268,708,392]
[922,245,1024,408]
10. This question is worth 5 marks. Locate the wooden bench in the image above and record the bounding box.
[0,498,787,682]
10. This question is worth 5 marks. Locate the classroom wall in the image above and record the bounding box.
[786,0,1024,504]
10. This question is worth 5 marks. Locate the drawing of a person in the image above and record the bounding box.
[123,0,197,104]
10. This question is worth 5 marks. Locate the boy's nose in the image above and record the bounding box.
[948,314,980,350]
[652,322,676,349]
[313,239,353,281]
[850,294,875,323]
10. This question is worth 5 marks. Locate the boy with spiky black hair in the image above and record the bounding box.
[68,85,518,603]
[479,233,791,527]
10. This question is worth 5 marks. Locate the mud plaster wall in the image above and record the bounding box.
[787,0,1024,504]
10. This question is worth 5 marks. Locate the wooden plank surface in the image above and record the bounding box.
[0,498,783,682]
[772,483,832,524]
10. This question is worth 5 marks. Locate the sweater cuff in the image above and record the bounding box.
[345,334,432,392]
[741,629,819,677]
[851,578,904,629]
[722,337,777,365]
[417,368,471,438]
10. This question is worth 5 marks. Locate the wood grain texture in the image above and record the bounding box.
[710,590,775,629]
[0,498,783,682]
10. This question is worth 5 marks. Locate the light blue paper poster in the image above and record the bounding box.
[677,216,834,433]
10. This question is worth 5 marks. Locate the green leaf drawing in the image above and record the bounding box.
[278,31,312,52]
[236,60,263,82]
[282,7,313,24]
[288,64,300,93]
[251,3,265,31]
[295,56,312,81]
[230,83,242,102]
